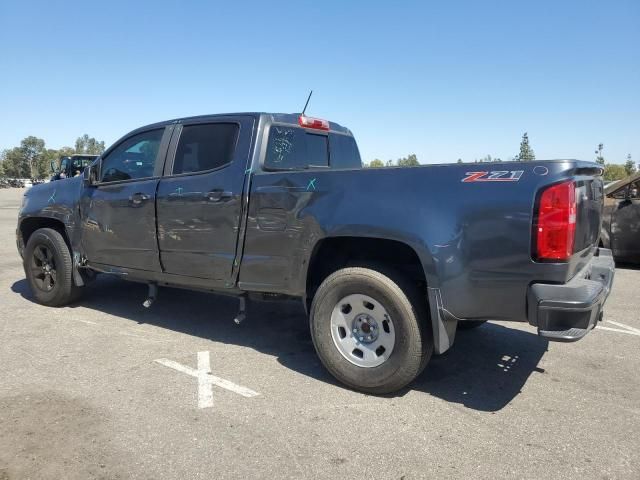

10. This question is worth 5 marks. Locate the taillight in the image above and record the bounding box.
[535,180,576,261]
[298,115,330,131]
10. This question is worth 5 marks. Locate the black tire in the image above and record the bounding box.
[310,266,432,394]
[24,227,81,307]
[457,320,487,330]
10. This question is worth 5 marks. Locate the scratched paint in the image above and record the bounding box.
[306,178,317,191]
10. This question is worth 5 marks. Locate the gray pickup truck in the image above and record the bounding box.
[17,112,615,393]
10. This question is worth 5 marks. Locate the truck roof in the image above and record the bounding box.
[130,112,353,137]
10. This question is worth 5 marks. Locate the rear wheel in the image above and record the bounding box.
[310,266,432,394]
[24,228,81,306]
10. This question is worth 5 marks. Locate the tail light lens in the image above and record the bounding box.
[535,180,576,261]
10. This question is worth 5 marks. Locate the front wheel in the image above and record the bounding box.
[310,266,432,394]
[24,228,81,306]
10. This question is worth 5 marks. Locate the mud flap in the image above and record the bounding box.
[72,251,84,287]
[427,288,458,354]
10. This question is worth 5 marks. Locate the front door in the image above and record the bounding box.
[156,117,254,286]
[610,178,640,260]
[80,127,172,271]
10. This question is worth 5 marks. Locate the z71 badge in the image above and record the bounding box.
[461,170,524,183]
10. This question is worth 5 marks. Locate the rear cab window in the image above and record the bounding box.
[264,125,361,170]
[173,123,239,175]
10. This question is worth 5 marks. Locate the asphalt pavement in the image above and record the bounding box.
[1,187,639,480]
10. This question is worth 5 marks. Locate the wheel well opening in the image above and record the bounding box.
[306,237,427,308]
[20,217,70,249]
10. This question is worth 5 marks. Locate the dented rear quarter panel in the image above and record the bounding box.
[241,160,603,322]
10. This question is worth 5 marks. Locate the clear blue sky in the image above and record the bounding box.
[0,0,638,165]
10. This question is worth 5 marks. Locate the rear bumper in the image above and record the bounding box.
[527,248,615,342]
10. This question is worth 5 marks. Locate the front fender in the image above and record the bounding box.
[18,178,83,249]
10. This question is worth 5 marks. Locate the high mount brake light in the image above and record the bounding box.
[298,115,330,131]
[535,180,576,261]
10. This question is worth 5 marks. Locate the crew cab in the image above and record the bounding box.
[17,112,615,393]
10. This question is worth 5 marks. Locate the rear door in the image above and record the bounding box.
[80,127,172,271]
[609,179,640,259]
[156,116,254,286]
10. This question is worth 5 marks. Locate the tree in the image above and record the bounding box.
[624,154,636,177]
[514,132,535,161]
[457,158,463,164]
[75,134,105,155]
[595,143,605,165]
[603,164,628,181]
[396,153,419,167]
[21,136,46,178]
[476,154,502,163]
[367,159,385,168]
[0,137,46,178]
[58,146,76,157]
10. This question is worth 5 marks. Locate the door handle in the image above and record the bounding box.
[129,193,150,205]
[204,190,232,202]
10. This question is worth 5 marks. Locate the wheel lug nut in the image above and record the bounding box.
[352,328,358,333]
[367,336,372,340]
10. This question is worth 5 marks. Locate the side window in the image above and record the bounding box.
[173,123,239,175]
[101,129,164,183]
[329,133,362,169]
[612,186,628,199]
[264,126,328,170]
[611,182,640,200]
[59,157,69,173]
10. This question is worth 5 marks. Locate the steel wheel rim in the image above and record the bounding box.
[330,293,396,368]
[30,244,57,292]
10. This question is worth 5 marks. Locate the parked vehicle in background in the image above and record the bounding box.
[601,172,640,262]
[17,112,614,393]
[0,178,9,189]
[50,154,99,181]
[6,178,28,188]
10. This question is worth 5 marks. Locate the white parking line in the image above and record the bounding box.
[155,351,259,408]
[606,320,640,335]
[197,351,214,408]
[73,318,98,325]
[598,320,640,337]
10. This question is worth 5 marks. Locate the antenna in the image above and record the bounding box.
[301,90,313,116]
